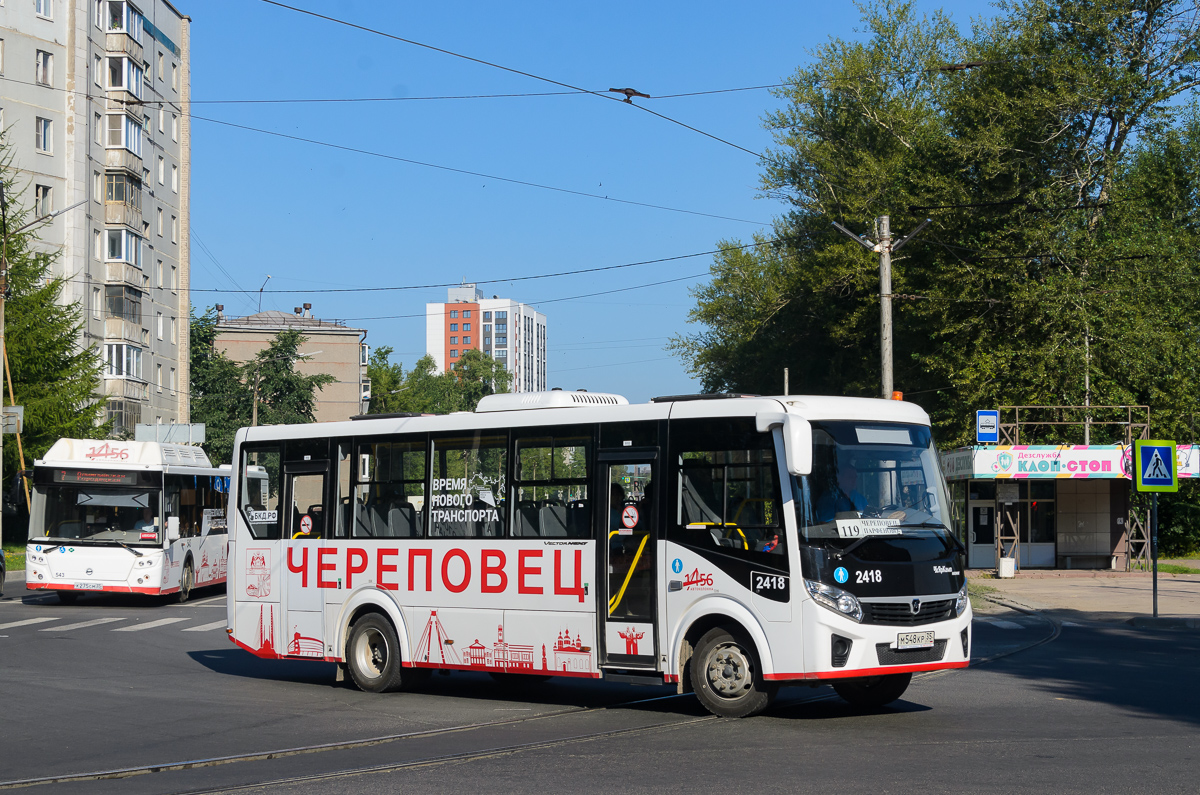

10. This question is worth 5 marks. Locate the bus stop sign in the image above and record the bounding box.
[1134,440,1178,492]
[976,410,999,443]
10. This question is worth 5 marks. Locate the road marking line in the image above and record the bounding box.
[40,618,126,632]
[0,617,61,631]
[171,595,226,607]
[182,620,228,632]
[112,617,189,632]
[986,619,1024,630]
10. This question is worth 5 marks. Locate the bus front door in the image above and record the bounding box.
[600,455,658,669]
[282,461,328,659]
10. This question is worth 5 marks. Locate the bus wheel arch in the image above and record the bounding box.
[688,625,777,718]
[671,599,776,693]
[340,600,426,693]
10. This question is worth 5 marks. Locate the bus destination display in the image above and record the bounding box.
[53,469,140,486]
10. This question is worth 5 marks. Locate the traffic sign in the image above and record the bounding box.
[976,410,999,444]
[1134,440,1178,492]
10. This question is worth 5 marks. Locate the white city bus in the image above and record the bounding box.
[226,392,971,717]
[25,439,230,603]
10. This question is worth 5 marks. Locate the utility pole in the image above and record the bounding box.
[248,350,321,427]
[833,215,931,398]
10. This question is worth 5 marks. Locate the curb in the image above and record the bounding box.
[6,570,26,583]
[1126,616,1200,631]
[968,594,1061,666]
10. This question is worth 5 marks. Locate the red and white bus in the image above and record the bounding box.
[26,439,230,603]
[226,391,970,717]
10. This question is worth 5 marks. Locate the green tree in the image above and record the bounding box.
[2,156,109,480]
[247,329,335,427]
[365,348,510,415]
[189,308,251,465]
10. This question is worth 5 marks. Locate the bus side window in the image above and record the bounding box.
[239,445,282,540]
[513,431,591,538]
[670,419,786,560]
[354,437,426,539]
[429,434,506,538]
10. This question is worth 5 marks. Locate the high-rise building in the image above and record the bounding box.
[426,284,547,392]
[0,0,191,435]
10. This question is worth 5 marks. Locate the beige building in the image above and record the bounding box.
[0,0,192,435]
[214,307,369,424]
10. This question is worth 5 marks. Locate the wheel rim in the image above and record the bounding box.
[353,627,389,680]
[705,642,753,698]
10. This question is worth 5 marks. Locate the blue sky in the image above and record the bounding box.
[190,0,994,402]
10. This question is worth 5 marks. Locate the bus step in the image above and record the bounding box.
[603,671,665,686]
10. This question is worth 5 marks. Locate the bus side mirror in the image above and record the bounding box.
[167,516,180,542]
[784,416,812,476]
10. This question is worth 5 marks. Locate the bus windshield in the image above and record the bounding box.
[791,421,957,559]
[31,484,162,545]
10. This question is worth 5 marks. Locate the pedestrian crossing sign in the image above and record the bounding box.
[1134,440,1178,492]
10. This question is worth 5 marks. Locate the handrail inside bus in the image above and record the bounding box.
[608,533,649,615]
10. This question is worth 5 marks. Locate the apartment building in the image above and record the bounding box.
[426,284,547,393]
[214,306,370,424]
[0,0,190,435]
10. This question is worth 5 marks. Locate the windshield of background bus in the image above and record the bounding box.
[793,422,953,542]
[30,486,162,544]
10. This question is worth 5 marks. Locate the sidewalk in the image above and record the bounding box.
[976,570,1200,629]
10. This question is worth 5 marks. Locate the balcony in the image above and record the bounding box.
[105,31,144,62]
[104,147,142,176]
[106,92,145,123]
[104,317,142,344]
[103,377,148,401]
[105,262,146,289]
[104,200,142,230]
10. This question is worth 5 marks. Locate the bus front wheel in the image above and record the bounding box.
[832,672,912,708]
[346,613,414,693]
[690,627,777,718]
[177,559,194,603]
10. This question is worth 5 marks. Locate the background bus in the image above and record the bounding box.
[25,439,230,603]
[226,391,970,717]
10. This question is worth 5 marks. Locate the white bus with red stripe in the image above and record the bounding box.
[25,439,230,603]
[226,391,971,717]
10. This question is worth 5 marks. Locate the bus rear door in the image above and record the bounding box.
[282,459,328,659]
[599,451,658,670]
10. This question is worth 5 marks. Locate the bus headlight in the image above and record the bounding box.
[956,584,969,617]
[804,578,863,623]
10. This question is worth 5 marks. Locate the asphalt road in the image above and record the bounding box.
[1,578,1197,795]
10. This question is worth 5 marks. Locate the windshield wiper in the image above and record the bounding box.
[113,541,144,558]
[40,544,64,554]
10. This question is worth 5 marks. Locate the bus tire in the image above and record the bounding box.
[57,591,78,605]
[690,627,777,718]
[346,613,410,693]
[832,672,912,708]
[177,559,194,604]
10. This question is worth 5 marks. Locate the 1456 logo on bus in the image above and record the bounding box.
[682,568,714,590]
[85,443,129,461]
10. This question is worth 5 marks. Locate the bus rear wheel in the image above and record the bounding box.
[690,627,777,718]
[832,672,912,708]
[346,613,415,693]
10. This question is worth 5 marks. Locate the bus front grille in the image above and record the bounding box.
[875,640,947,666]
[862,599,955,626]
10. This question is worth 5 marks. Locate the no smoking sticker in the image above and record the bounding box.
[299,515,313,535]
[621,505,639,530]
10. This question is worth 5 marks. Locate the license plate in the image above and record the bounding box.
[74,582,104,591]
[896,631,935,650]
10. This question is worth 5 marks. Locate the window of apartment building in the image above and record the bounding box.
[92,171,101,203]
[142,220,149,238]
[463,323,471,331]
[104,343,143,379]
[156,363,162,391]
[171,164,178,193]
[449,336,458,345]
[169,367,176,394]
[0,39,5,74]
[495,349,507,359]
[157,156,164,184]
[156,259,163,287]
[105,228,142,267]
[95,0,102,28]
[34,185,51,217]
[449,323,458,332]
[104,285,142,324]
[105,113,142,156]
[171,63,177,91]
[105,172,141,209]
[36,0,52,20]
[450,310,458,318]
[450,349,458,358]
[35,50,52,86]
[170,264,176,289]
[496,336,508,346]
[157,51,163,80]
[107,56,143,98]
[156,207,163,236]
[158,107,164,133]
[169,316,176,342]
[463,310,471,318]
[171,215,177,244]
[92,286,101,319]
[156,311,163,340]
[93,54,102,87]
[483,311,491,320]
[463,336,472,345]
[93,229,102,261]
[34,117,51,153]
[171,113,177,142]
[106,1,144,42]
[93,112,101,144]
[496,311,507,320]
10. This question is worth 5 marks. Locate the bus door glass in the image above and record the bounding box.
[600,452,658,667]
[282,458,329,659]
